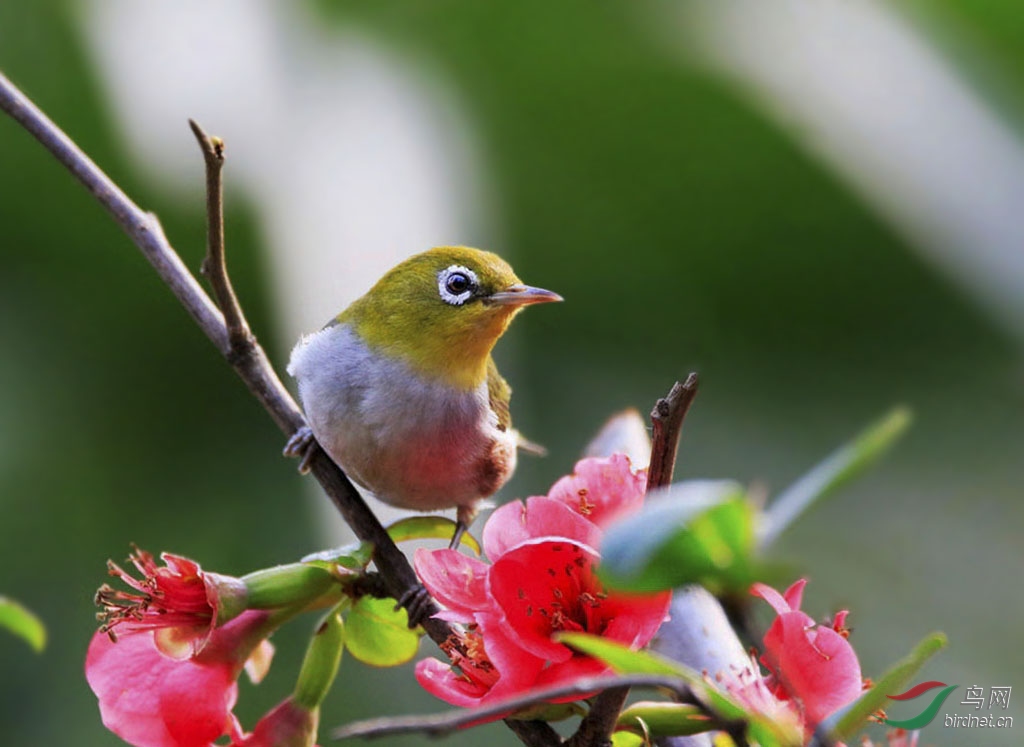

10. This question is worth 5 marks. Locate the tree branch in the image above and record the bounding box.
[332,674,713,741]
[566,376,701,747]
[0,73,226,349]
[647,374,699,491]
[564,687,626,747]
[0,69,453,645]
[188,119,251,352]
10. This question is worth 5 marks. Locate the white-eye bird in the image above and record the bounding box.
[286,246,561,545]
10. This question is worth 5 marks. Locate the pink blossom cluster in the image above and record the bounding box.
[414,454,672,707]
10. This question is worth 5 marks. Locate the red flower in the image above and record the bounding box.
[751,579,863,730]
[95,547,246,657]
[86,610,275,747]
[414,455,671,710]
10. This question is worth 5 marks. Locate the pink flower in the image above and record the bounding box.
[95,546,245,656]
[414,455,671,710]
[229,698,319,747]
[751,579,864,730]
[86,610,275,747]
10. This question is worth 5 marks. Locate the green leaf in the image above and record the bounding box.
[611,730,647,747]
[344,596,421,666]
[293,607,346,709]
[760,407,912,548]
[0,596,46,653]
[386,516,481,555]
[301,541,375,570]
[598,481,758,593]
[819,631,947,743]
[618,701,713,738]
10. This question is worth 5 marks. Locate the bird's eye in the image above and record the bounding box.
[438,265,478,306]
[446,272,470,294]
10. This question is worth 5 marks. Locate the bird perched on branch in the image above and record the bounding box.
[286,246,561,546]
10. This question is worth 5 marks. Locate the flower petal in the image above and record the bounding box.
[772,618,862,725]
[782,578,807,611]
[482,497,600,561]
[86,630,238,747]
[473,612,546,703]
[546,455,647,528]
[751,582,793,616]
[532,653,608,694]
[415,657,488,708]
[413,548,489,617]
[756,583,863,730]
[489,539,601,662]
[598,589,672,650]
[230,698,317,747]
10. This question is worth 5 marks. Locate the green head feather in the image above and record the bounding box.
[339,247,557,390]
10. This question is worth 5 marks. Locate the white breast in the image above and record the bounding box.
[287,323,516,510]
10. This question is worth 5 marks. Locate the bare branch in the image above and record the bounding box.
[647,374,699,491]
[0,70,451,647]
[188,119,251,351]
[0,72,227,351]
[565,686,629,747]
[504,719,563,747]
[332,674,703,741]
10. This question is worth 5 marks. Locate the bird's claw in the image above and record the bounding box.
[449,521,468,550]
[396,583,434,629]
[283,425,319,474]
[450,504,478,550]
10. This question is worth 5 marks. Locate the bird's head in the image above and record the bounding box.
[340,246,562,390]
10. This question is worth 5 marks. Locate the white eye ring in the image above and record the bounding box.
[438,265,478,306]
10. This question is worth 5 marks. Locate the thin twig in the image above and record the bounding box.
[565,377,702,747]
[188,119,251,352]
[0,70,452,646]
[0,73,226,349]
[647,374,699,491]
[332,674,704,741]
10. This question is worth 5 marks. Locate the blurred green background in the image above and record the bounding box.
[1,1,1022,745]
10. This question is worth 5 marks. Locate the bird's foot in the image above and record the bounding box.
[448,522,468,551]
[396,583,434,629]
[283,425,319,474]
[449,504,479,550]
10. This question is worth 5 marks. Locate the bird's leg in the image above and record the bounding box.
[282,425,320,474]
[396,584,434,629]
[450,503,479,550]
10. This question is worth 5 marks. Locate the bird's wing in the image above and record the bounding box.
[486,357,512,433]
[487,357,547,456]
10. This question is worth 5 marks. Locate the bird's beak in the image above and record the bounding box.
[485,284,563,307]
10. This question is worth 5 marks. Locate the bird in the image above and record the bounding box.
[285,246,561,547]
